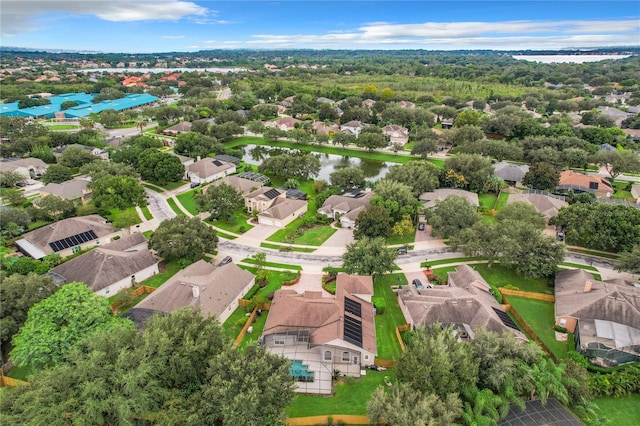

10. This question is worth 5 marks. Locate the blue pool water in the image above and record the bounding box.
[289,360,314,380]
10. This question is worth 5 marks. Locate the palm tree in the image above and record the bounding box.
[136,120,147,135]
[528,358,568,404]
[461,388,506,426]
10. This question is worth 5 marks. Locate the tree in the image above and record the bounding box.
[31,194,75,221]
[450,221,511,268]
[174,132,222,159]
[91,175,146,210]
[392,214,415,244]
[454,109,482,127]
[195,183,244,222]
[1,188,26,207]
[356,132,386,152]
[40,164,73,184]
[368,383,462,426]
[354,205,393,240]
[385,160,440,196]
[150,216,218,262]
[426,195,480,239]
[372,179,418,222]
[411,137,439,159]
[111,208,141,232]
[616,245,640,275]
[342,237,397,278]
[333,132,356,148]
[0,207,30,232]
[259,152,321,180]
[496,202,546,230]
[80,160,139,180]
[329,167,365,191]
[441,125,484,147]
[0,273,58,359]
[10,283,117,370]
[58,145,96,168]
[522,162,560,191]
[592,150,640,179]
[444,153,493,192]
[0,170,25,188]
[137,148,184,183]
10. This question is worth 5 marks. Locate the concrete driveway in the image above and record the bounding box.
[145,189,175,222]
[404,270,429,287]
[414,224,435,243]
[320,227,354,248]
[237,223,277,242]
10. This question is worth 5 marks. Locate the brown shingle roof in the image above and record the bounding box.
[49,233,157,292]
[187,158,234,179]
[419,189,479,208]
[134,260,254,318]
[259,197,307,220]
[210,175,263,194]
[507,193,568,219]
[40,178,90,200]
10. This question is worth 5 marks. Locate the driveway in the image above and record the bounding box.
[403,270,429,287]
[236,223,277,243]
[414,224,436,243]
[145,189,175,222]
[319,227,354,249]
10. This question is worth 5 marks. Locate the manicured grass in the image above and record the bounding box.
[240,258,302,271]
[611,180,633,200]
[166,198,185,216]
[591,394,640,426]
[140,205,153,220]
[474,264,553,295]
[227,136,420,165]
[374,273,408,360]
[559,262,599,271]
[495,191,509,210]
[153,180,188,191]
[260,242,316,252]
[142,183,164,193]
[478,193,498,210]
[107,207,142,225]
[421,256,488,268]
[142,230,153,239]
[47,124,79,130]
[138,259,182,288]
[239,267,299,299]
[176,190,199,215]
[215,230,238,240]
[386,231,416,246]
[222,306,251,341]
[286,370,397,417]
[267,220,336,246]
[238,310,267,351]
[506,296,571,359]
[567,247,620,259]
[206,210,254,234]
[430,266,458,282]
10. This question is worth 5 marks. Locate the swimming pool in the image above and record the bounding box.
[289,360,314,382]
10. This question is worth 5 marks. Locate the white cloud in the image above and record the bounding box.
[245,19,640,49]
[1,0,208,36]
[162,35,185,40]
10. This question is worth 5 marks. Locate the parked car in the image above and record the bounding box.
[412,279,424,290]
[218,256,232,266]
[418,223,425,231]
[397,247,407,255]
[190,182,201,188]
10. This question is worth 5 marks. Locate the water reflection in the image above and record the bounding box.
[240,144,390,181]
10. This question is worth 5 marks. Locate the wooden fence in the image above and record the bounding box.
[0,374,28,387]
[395,324,411,352]
[503,298,558,363]
[499,288,555,302]
[286,415,370,425]
[109,285,156,313]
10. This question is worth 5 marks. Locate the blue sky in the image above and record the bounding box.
[2,1,639,52]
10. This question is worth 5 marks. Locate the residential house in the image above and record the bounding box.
[266,117,301,131]
[419,188,479,209]
[554,269,640,366]
[361,99,376,109]
[599,143,617,152]
[312,121,340,135]
[245,187,286,213]
[53,144,109,161]
[396,100,416,109]
[258,197,308,228]
[39,177,92,205]
[340,120,367,138]
[212,154,241,165]
[186,158,236,184]
[262,273,377,394]
[163,121,192,136]
[317,190,375,228]
[15,215,119,259]
[316,97,335,105]
[132,260,255,324]
[381,124,409,145]
[48,233,159,297]
[624,129,640,142]
[506,192,568,220]
[210,175,263,195]
[399,264,527,341]
[631,184,640,204]
[596,106,632,127]
[441,119,454,129]
[493,161,529,186]
[0,157,48,179]
[557,170,613,198]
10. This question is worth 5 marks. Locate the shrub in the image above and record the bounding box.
[236,317,248,328]
[566,350,589,367]
[372,296,386,314]
[553,324,568,333]
[503,284,520,290]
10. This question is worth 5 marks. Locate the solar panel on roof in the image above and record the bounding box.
[212,160,223,166]
[344,297,362,317]
[492,307,521,331]
[48,230,99,252]
[344,315,363,347]
[264,188,281,199]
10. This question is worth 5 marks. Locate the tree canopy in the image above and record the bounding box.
[91,175,147,210]
[425,195,480,239]
[195,183,244,222]
[150,216,219,262]
[342,237,398,278]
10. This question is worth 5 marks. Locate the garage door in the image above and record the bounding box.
[259,217,273,226]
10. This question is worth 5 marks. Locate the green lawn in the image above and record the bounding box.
[142,230,153,239]
[374,273,408,360]
[422,256,488,267]
[239,258,302,271]
[611,180,633,200]
[559,262,599,271]
[478,193,498,210]
[238,311,267,351]
[138,259,182,288]
[152,180,188,191]
[495,192,509,210]
[206,210,254,234]
[107,207,142,225]
[286,370,397,417]
[238,267,299,299]
[387,230,416,246]
[166,198,185,216]
[215,230,238,240]
[222,307,252,341]
[142,183,164,193]
[474,264,553,295]
[47,124,79,130]
[260,242,316,252]
[140,205,153,220]
[506,296,572,359]
[591,394,640,426]
[567,247,620,259]
[267,220,336,246]
[176,190,200,215]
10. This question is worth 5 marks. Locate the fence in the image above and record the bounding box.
[0,374,28,387]
[109,285,156,313]
[503,297,558,363]
[286,415,370,425]
[498,288,555,302]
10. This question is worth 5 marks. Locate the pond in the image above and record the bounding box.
[239,144,392,182]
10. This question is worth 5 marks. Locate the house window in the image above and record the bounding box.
[342,351,350,362]
[364,355,369,361]
[324,351,332,361]
[72,246,81,254]
[274,337,285,345]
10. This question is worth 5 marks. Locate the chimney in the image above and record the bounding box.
[583,280,592,293]
[192,286,200,299]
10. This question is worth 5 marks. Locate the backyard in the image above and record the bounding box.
[373,273,408,360]
[592,394,640,426]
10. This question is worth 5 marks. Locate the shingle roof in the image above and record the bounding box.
[187,158,235,179]
[419,189,479,208]
[493,161,529,183]
[246,186,284,201]
[558,171,613,191]
[210,175,263,194]
[507,193,568,219]
[134,260,254,318]
[259,197,307,220]
[318,191,374,215]
[40,178,90,200]
[49,233,158,292]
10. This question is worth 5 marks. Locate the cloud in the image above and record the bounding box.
[1,0,208,36]
[162,35,185,40]
[245,19,640,49]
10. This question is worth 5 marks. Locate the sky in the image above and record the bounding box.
[1,1,639,53]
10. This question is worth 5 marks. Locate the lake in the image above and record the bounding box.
[512,55,632,64]
[240,144,392,182]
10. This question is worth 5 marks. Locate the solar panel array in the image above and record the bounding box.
[49,230,97,252]
[264,188,281,199]
[344,315,363,347]
[344,297,362,317]
[492,307,521,331]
